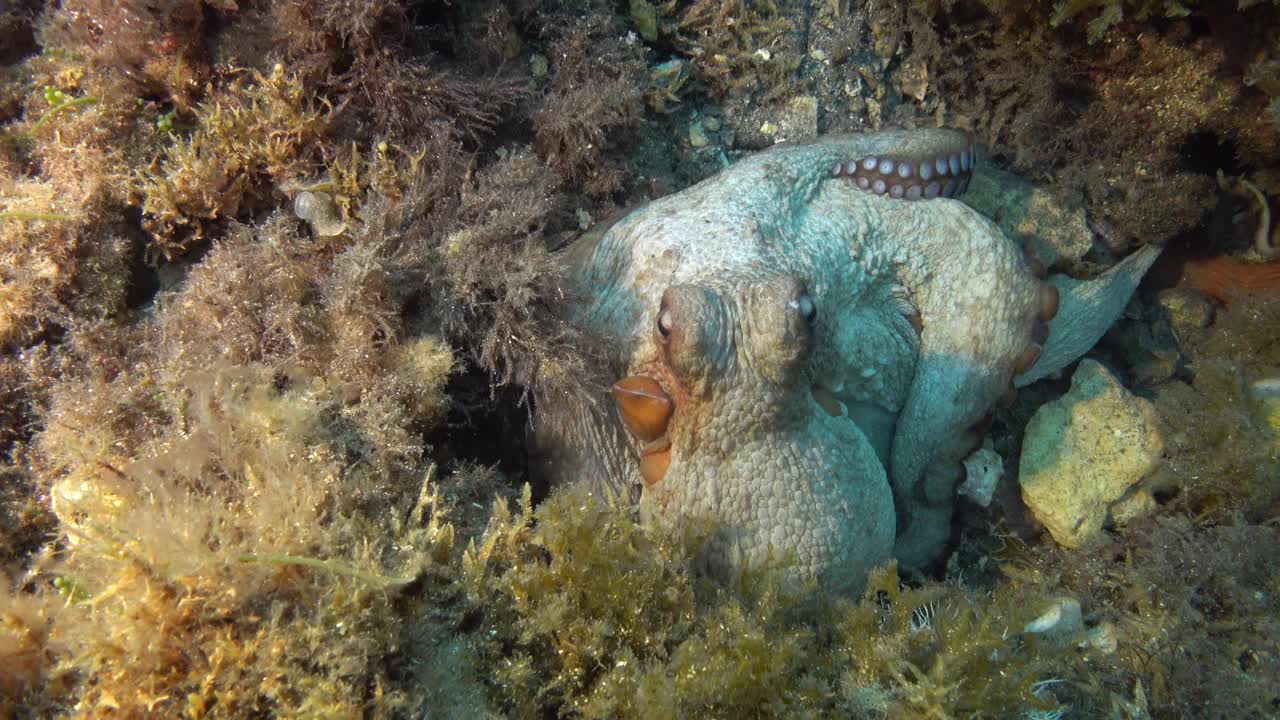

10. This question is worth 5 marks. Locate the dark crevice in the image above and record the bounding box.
[428,363,537,497]
[1179,130,1239,177]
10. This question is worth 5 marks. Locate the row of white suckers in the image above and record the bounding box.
[832,145,977,200]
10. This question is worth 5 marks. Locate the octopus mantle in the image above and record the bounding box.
[540,129,1155,593]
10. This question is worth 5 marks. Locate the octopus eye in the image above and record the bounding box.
[790,292,817,324]
[656,307,674,339]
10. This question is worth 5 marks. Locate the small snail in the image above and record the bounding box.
[293,191,347,237]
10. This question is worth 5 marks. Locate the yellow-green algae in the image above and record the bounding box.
[0,1,1278,718]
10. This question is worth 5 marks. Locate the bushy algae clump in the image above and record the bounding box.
[672,0,799,101]
[135,64,330,257]
[0,0,1279,717]
[455,484,1093,719]
[32,364,452,718]
[1037,0,1280,42]
[533,15,647,195]
[0,63,140,349]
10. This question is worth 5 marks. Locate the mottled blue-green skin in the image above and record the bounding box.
[543,129,1147,593]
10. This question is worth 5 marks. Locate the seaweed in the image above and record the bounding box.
[0,579,62,719]
[151,210,456,477]
[1049,31,1241,245]
[433,149,596,400]
[134,64,330,257]
[673,0,800,102]
[461,484,839,719]
[1042,0,1279,42]
[457,486,1094,719]
[233,0,526,146]
[838,562,1094,719]
[36,0,234,110]
[344,132,599,404]
[532,16,647,195]
[878,0,1278,247]
[0,0,40,65]
[0,360,28,462]
[1116,518,1280,716]
[0,178,132,350]
[339,50,526,146]
[33,363,453,718]
[0,45,149,351]
[1041,516,1280,717]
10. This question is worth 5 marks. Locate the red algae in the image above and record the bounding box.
[1182,256,1280,306]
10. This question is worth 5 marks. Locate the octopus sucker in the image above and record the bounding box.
[832,138,976,202]
[1039,284,1060,321]
[1014,344,1043,374]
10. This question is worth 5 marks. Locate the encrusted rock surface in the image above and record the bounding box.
[1157,287,1214,343]
[1019,359,1164,548]
[964,161,1093,273]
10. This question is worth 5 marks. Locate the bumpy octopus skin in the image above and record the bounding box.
[545,129,1121,593]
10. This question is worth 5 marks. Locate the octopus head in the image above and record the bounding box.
[611,275,894,592]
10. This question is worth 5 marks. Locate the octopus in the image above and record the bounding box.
[538,128,1159,594]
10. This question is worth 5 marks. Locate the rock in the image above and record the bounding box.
[964,162,1093,273]
[1128,295,1184,386]
[760,96,819,143]
[688,121,709,148]
[1248,377,1280,452]
[959,445,1002,507]
[896,55,929,102]
[783,96,819,139]
[1084,622,1118,654]
[1157,287,1213,343]
[646,59,689,114]
[529,54,548,79]
[1018,360,1164,548]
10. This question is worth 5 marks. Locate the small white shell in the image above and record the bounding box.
[294,191,347,237]
[1024,596,1083,646]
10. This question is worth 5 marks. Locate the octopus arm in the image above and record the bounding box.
[1014,244,1162,387]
